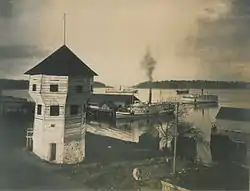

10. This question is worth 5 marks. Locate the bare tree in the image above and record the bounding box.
[156,104,206,152]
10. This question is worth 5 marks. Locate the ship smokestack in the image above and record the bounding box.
[140,48,156,105]
[148,87,152,104]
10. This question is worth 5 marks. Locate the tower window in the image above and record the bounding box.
[70,105,79,115]
[32,84,37,91]
[50,105,60,116]
[76,85,83,93]
[50,84,58,92]
[37,104,42,115]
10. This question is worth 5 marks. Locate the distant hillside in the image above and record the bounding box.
[0,79,109,90]
[93,81,109,88]
[0,79,28,90]
[134,80,250,89]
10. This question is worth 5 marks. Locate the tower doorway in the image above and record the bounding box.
[50,143,56,161]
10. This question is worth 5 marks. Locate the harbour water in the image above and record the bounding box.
[94,88,250,164]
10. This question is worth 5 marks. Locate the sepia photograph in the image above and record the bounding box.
[0,0,250,190]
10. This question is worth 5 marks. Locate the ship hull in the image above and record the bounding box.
[176,90,189,95]
[116,109,174,119]
[181,99,218,104]
[181,95,218,104]
[105,90,138,94]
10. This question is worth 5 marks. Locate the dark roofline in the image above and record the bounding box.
[216,106,250,122]
[215,107,248,118]
[24,45,98,76]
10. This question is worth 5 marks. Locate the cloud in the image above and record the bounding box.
[1,0,250,85]
[0,45,49,60]
[179,0,250,81]
[0,44,49,80]
[0,0,13,18]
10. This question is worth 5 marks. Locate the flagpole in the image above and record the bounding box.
[63,13,66,45]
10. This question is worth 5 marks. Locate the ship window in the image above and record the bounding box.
[76,85,83,93]
[70,105,79,115]
[32,84,37,91]
[37,104,42,115]
[50,84,58,92]
[50,105,60,116]
[50,124,55,128]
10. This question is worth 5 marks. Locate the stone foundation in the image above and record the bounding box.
[63,140,85,164]
[161,180,190,191]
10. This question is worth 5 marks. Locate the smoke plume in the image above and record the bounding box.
[141,49,157,82]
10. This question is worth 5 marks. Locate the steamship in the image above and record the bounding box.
[105,86,138,94]
[181,89,218,104]
[116,88,175,119]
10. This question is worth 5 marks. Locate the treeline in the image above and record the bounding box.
[92,81,109,88]
[0,79,108,90]
[0,79,28,90]
[134,80,250,89]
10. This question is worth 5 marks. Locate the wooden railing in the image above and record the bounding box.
[26,128,33,139]
[26,128,33,151]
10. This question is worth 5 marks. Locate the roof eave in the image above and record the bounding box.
[216,117,250,122]
[24,70,32,75]
[23,71,98,76]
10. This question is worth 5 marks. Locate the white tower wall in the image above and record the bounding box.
[28,74,93,164]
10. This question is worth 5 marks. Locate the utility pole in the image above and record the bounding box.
[173,102,179,174]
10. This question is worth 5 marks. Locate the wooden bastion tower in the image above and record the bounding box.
[24,45,97,164]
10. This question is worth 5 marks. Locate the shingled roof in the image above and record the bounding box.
[216,107,250,122]
[24,45,98,76]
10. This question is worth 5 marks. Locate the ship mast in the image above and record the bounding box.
[160,89,162,102]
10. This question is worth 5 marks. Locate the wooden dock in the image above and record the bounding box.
[85,122,140,143]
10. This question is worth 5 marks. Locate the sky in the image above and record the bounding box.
[0,0,250,86]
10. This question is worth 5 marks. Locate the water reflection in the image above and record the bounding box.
[183,103,219,165]
[193,103,219,112]
[85,108,207,164]
[85,103,221,165]
[86,114,174,143]
[85,114,174,163]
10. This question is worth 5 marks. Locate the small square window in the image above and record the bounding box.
[37,104,42,115]
[50,105,60,116]
[70,105,79,115]
[76,85,83,93]
[32,84,37,91]
[50,84,58,92]
[50,124,55,128]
